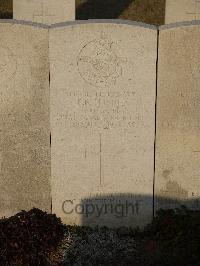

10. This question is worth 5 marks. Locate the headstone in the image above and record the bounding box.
[155,23,200,211]
[50,21,157,228]
[0,21,50,218]
[165,0,200,24]
[13,0,75,25]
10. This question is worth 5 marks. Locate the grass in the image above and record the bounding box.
[0,0,165,25]
[0,0,12,19]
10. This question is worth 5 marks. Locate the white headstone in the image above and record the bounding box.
[155,23,200,211]
[0,21,50,218]
[165,0,200,24]
[13,0,75,25]
[50,21,157,228]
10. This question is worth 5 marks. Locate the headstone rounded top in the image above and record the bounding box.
[50,19,158,30]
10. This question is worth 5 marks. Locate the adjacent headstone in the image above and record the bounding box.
[13,0,75,25]
[0,21,50,218]
[50,21,157,228]
[165,0,200,24]
[155,23,200,211]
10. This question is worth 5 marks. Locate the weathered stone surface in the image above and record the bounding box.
[13,0,75,25]
[165,0,200,24]
[155,24,200,210]
[0,22,50,218]
[50,21,157,228]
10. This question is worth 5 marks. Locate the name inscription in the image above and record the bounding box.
[55,90,140,130]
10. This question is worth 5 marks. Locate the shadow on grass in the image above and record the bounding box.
[0,11,12,19]
[0,0,12,19]
[76,0,133,19]
[76,0,166,25]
